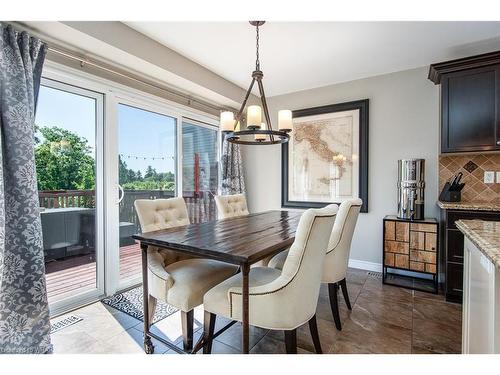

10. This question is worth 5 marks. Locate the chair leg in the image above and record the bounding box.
[181,310,194,352]
[308,315,323,354]
[328,282,342,331]
[147,295,157,328]
[284,329,297,354]
[202,311,216,354]
[339,278,352,310]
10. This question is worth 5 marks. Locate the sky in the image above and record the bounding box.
[35,85,177,176]
[118,103,176,175]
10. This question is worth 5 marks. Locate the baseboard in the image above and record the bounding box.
[348,258,382,272]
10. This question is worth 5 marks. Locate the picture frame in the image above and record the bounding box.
[281,99,369,212]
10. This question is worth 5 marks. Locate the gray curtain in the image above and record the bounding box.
[220,134,246,195]
[0,24,51,354]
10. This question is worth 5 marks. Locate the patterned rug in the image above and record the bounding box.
[101,286,178,324]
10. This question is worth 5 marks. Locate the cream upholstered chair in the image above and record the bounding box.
[214,193,278,267]
[134,197,238,352]
[202,204,338,354]
[268,198,362,330]
[214,193,249,219]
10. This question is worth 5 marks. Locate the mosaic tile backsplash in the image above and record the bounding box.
[439,154,500,204]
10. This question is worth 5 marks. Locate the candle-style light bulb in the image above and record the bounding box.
[220,111,235,132]
[247,105,262,129]
[278,109,293,131]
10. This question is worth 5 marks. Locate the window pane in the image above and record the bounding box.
[35,83,98,304]
[182,121,218,223]
[118,104,177,283]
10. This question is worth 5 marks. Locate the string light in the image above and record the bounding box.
[119,153,175,161]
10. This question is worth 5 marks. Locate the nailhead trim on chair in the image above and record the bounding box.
[326,205,361,254]
[228,215,336,317]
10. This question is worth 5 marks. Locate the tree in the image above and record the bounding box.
[144,165,157,180]
[35,126,176,192]
[119,155,129,184]
[35,126,95,191]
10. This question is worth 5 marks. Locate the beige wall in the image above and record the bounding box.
[241,66,440,267]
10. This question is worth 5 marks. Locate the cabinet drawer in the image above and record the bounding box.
[425,232,437,251]
[384,220,396,241]
[384,240,409,254]
[446,262,463,299]
[395,222,409,242]
[410,222,437,233]
[447,229,464,264]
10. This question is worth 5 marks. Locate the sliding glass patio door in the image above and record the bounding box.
[37,65,221,312]
[35,78,105,315]
[181,119,219,223]
[109,103,220,292]
[114,101,178,289]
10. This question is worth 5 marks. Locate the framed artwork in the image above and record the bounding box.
[281,99,369,212]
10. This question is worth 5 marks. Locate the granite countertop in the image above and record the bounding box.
[456,220,500,269]
[437,201,500,212]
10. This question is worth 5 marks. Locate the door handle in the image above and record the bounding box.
[117,184,125,204]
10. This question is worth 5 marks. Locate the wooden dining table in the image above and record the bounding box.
[132,210,302,354]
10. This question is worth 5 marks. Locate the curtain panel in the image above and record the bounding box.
[220,134,245,195]
[0,24,52,354]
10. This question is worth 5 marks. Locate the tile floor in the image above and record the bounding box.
[50,268,462,354]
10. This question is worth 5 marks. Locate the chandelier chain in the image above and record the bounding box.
[255,24,260,70]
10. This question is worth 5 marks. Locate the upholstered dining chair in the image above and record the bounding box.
[268,198,362,331]
[202,204,338,354]
[214,193,279,267]
[134,197,239,352]
[214,193,249,219]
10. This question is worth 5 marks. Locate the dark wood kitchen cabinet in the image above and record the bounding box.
[440,209,500,303]
[429,51,500,153]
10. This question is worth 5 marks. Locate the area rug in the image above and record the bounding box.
[101,286,177,324]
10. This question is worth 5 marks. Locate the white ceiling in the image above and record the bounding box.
[126,22,500,97]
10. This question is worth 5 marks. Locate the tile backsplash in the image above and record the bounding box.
[439,153,500,204]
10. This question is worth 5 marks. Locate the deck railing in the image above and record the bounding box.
[38,189,217,232]
[39,190,95,209]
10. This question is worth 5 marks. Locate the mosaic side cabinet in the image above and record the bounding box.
[383,215,439,293]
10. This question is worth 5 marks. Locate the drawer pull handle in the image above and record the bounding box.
[452,288,463,292]
[454,255,463,259]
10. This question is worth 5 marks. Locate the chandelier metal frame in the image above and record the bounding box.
[224,21,291,145]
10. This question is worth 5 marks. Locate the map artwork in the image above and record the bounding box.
[288,109,360,203]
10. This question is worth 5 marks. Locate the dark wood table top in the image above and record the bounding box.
[132,210,302,265]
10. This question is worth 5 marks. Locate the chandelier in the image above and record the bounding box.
[220,21,292,145]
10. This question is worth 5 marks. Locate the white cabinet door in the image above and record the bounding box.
[466,238,495,353]
[462,242,470,353]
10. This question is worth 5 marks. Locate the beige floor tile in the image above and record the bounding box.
[51,330,99,354]
[250,334,312,354]
[412,297,462,354]
[354,289,413,329]
[214,322,268,352]
[328,304,412,354]
[50,268,462,355]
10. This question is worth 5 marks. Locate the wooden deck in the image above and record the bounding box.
[45,243,142,303]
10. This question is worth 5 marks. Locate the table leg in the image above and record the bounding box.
[141,243,154,354]
[241,263,250,354]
